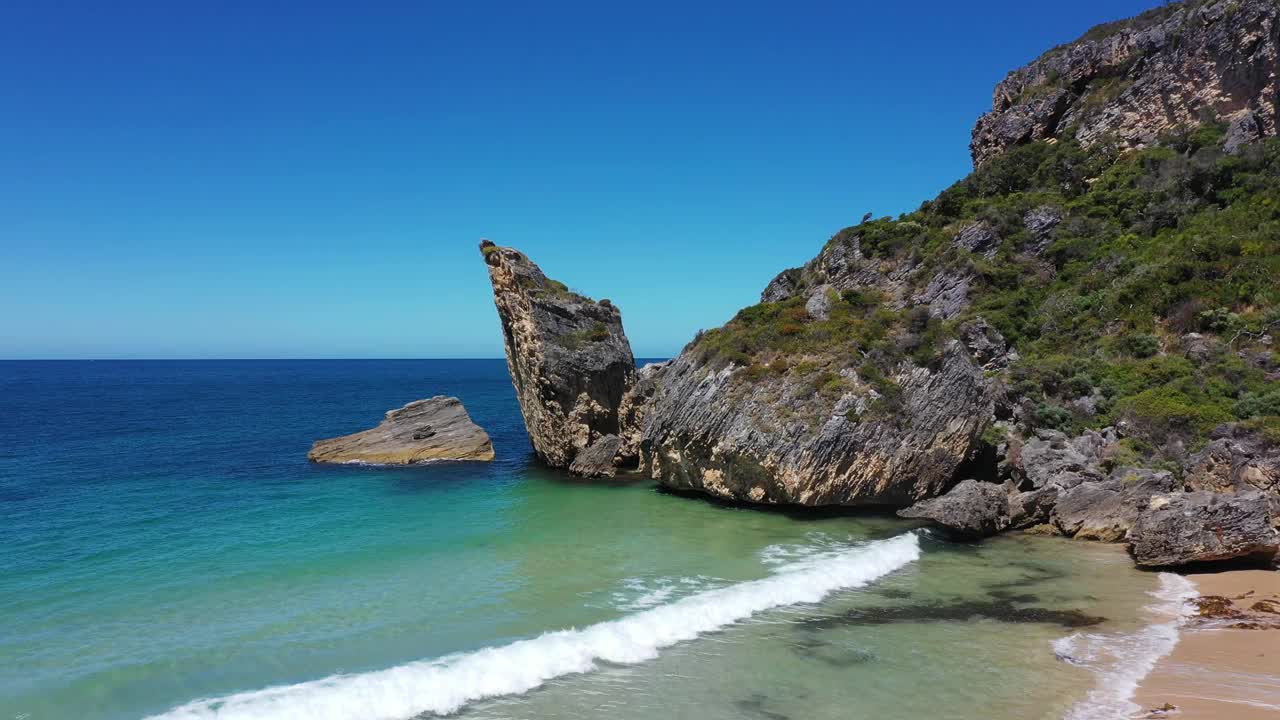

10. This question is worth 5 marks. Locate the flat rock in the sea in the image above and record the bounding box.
[308,396,494,464]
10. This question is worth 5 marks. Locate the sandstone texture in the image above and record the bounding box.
[308,396,494,464]
[481,241,637,472]
[972,0,1279,165]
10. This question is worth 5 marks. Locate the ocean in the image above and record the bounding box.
[0,360,1187,720]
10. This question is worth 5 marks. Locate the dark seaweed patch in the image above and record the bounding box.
[986,590,1040,603]
[982,562,1067,591]
[733,694,789,720]
[788,636,877,667]
[799,600,1105,630]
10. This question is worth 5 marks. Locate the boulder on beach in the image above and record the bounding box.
[898,479,1011,538]
[308,396,494,464]
[1129,491,1279,568]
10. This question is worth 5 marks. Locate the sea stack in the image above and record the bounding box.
[480,240,636,471]
[308,396,494,464]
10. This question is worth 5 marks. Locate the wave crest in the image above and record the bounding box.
[148,533,921,720]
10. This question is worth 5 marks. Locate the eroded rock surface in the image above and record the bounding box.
[481,241,636,470]
[1130,491,1279,567]
[308,396,494,464]
[568,434,623,478]
[1050,469,1176,542]
[640,219,997,506]
[898,479,1011,538]
[1184,423,1280,497]
[972,0,1279,165]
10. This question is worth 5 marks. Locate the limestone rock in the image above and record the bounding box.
[1130,491,1280,568]
[639,216,996,507]
[1022,206,1062,254]
[1051,468,1176,541]
[972,0,1279,165]
[1184,423,1280,497]
[913,271,971,321]
[642,339,992,506]
[953,221,1000,257]
[481,241,636,468]
[1017,429,1112,489]
[1225,111,1264,154]
[1009,472,1086,529]
[616,360,670,468]
[568,434,623,478]
[308,396,494,464]
[898,479,1011,538]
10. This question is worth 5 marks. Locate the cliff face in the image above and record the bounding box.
[640,228,1005,507]
[972,0,1278,165]
[481,241,636,469]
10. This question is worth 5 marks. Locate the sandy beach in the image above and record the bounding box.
[1133,569,1280,719]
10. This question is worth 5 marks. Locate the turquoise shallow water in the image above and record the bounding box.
[0,361,1166,720]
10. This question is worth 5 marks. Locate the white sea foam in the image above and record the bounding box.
[1054,573,1197,720]
[146,532,920,720]
[609,575,720,612]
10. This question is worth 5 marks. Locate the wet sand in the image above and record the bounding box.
[1133,569,1280,719]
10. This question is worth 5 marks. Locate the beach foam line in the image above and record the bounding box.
[146,532,920,720]
[1053,572,1197,720]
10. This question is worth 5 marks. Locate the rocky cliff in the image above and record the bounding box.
[972,0,1278,165]
[635,0,1280,565]
[481,240,637,470]
[474,0,1280,567]
[641,226,1004,506]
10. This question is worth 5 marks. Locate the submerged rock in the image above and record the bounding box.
[308,396,494,464]
[898,479,1011,538]
[1129,491,1280,568]
[481,241,636,470]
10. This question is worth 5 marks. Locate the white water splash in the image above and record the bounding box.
[147,532,921,720]
[609,575,721,612]
[1054,573,1197,720]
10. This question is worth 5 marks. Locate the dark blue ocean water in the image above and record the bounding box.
[0,361,1157,720]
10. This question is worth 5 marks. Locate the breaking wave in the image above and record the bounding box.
[147,532,921,720]
[1054,573,1197,720]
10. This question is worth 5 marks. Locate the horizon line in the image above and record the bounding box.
[0,356,674,362]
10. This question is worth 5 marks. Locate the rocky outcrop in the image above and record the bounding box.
[642,339,991,506]
[1010,429,1112,488]
[308,396,494,464]
[1184,423,1280,497]
[1050,468,1177,542]
[972,0,1279,165]
[481,241,636,470]
[616,361,669,467]
[898,479,1011,538]
[1129,491,1279,567]
[567,434,622,478]
[640,215,1001,506]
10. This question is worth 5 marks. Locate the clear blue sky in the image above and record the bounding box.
[2,0,1160,359]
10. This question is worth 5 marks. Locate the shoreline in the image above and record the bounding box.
[1131,569,1280,719]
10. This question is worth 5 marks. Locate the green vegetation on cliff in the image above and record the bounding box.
[692,124,1280,453]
